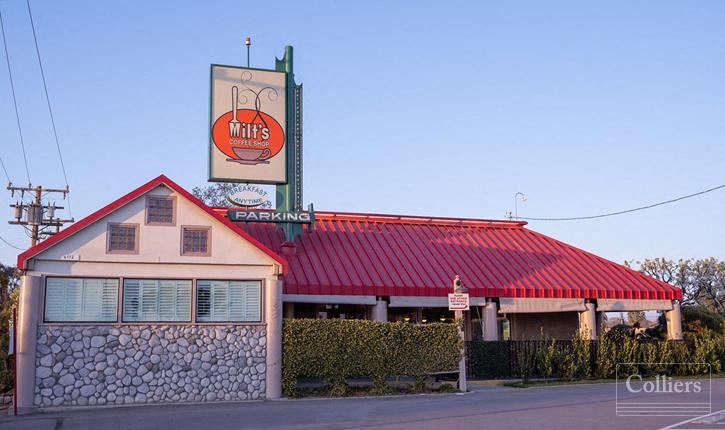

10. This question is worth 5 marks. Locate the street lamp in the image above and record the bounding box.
[514,192,526,220]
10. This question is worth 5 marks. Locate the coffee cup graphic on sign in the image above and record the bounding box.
[212,71,284,165]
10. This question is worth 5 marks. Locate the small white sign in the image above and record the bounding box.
[448,293,470,311]
[61,254,80,261]
[226,184,272,208]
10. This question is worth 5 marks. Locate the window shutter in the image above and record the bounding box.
[82,278,118,321]
[140,279,159,321]
[123,279,141,321]
[211,281,228,321]
[196,281,211,322]
[158,280,191,321]
[100,279,119,321]
[196,280,261,322]
[123,279,190,322]
[175,280,192,321]
[229,281,261,321]
[45,278,118,322]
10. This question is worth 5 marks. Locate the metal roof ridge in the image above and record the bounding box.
[212,207,526,228]
[314,211,527,228]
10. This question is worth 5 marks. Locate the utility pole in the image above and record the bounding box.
[7,183,74,247]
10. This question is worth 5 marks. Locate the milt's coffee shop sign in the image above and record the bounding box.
[209,65,287,184]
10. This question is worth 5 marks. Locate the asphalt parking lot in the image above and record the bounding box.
[1,379,723,430]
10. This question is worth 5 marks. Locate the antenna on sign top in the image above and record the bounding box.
[245,36,251,67]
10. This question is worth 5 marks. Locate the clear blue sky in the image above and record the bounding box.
[1,0,723,266]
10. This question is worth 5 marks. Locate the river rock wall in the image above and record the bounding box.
[34,325,267,407]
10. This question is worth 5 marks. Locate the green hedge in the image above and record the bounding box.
[282,319,462,396]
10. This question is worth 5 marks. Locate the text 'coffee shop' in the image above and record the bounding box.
[13,46,683,412]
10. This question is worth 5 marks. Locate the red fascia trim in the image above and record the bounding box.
[17,175,287,273]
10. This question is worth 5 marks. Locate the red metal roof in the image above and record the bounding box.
[16,174,679,301]
[230,210,682,300]
[17,175,287,272]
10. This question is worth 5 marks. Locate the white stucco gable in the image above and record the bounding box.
[21,177,285,278]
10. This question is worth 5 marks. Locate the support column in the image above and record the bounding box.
[666,301,683,340]
[578,302,597,340]
[483,301,499,341]
[283,302,295,319]
[16,275,41,414]
[265,277,283,399]
[371,298,388,322]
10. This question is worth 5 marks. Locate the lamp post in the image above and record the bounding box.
[514,192,526,220]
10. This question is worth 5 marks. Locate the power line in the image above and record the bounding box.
[0,10,31,185]
[0,233,23,250]
[0,155,11,183]
[26,0,71,217]
[518,184,725,221]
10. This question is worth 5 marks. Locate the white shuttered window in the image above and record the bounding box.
[196,280,261,322]
[123,279,191,322]
[45,277,118,322]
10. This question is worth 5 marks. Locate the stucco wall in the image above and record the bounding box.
[30,185,275,268]
[510,312,579,340]
[34,324,267,407]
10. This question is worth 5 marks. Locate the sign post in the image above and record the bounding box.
[449,275,468,393]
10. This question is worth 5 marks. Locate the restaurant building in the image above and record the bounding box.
[13,174,683,411]
[11,46,683,411]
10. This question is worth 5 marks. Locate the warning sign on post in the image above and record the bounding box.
[448,293,470,311]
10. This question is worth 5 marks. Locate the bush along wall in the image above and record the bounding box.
[468,329,724,381]
[282,319,462,397]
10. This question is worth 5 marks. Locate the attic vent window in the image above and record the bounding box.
[107,223,139,254]
[182,226,211,256]
[146,196,176,225]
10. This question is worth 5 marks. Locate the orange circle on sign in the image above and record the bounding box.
[212,109,285,160]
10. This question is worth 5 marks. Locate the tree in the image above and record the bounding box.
[0,264,19,312]
[191,183,239,207]
[626,258,724,316]
[192,183,273,208]
[627,311,646,325]
[0,264,19,392]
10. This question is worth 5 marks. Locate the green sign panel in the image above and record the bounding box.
[228,210,312,224]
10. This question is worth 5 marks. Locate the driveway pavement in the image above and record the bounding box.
[2,379,723,430]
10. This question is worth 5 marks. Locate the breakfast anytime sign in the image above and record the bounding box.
[209,65,287,183]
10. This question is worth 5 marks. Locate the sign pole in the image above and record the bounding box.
[12,307,17,416]
[274,46,305,241]
[451,275,468,393]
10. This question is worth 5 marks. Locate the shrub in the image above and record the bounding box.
[515,342,537,383]
[617,337,640,376]
[571,331,591,379]
[595,330,617,379]
[282,319,461,397]
[687,329,723,374]
[537,338,558,382]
